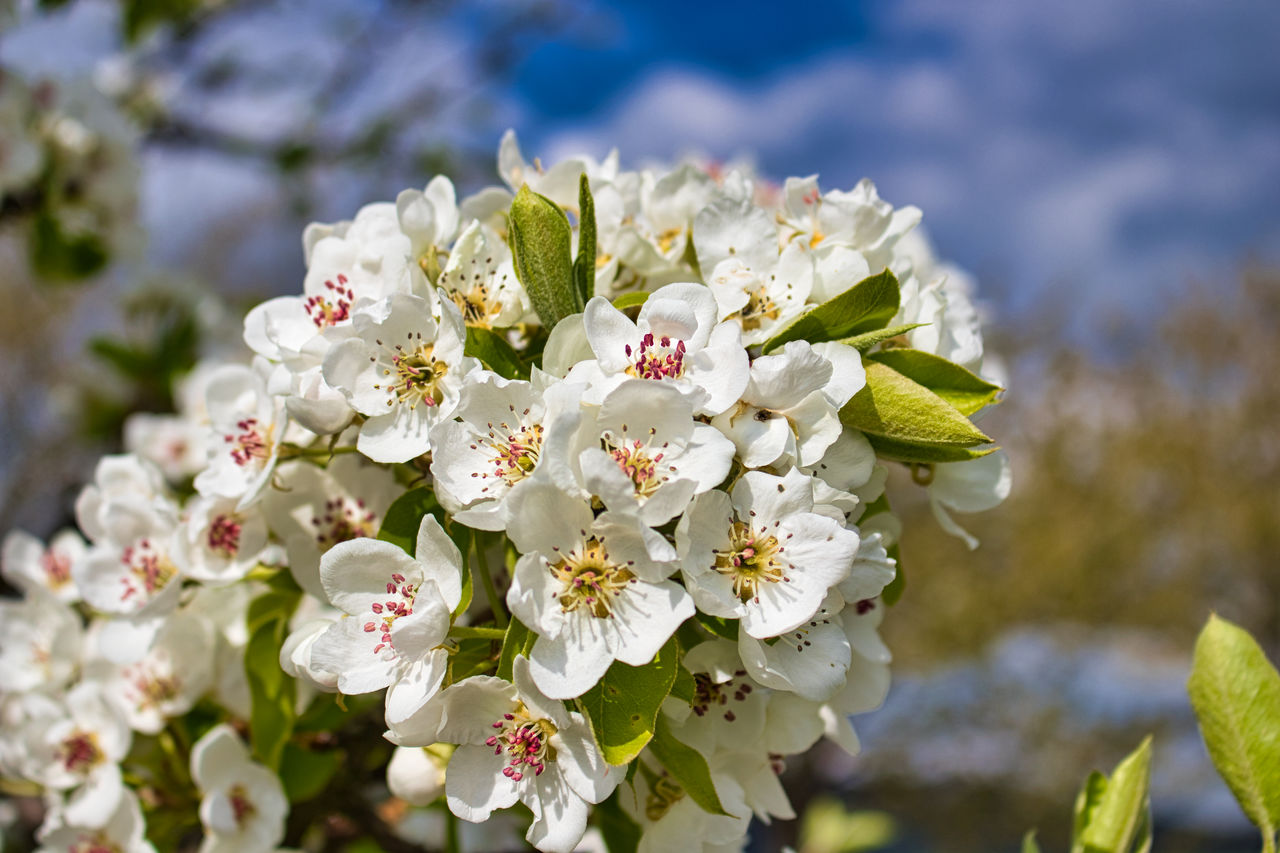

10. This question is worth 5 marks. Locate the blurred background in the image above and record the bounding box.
[1,1,1277,850]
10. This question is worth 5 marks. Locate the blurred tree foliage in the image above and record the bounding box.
[884,267,1280,667]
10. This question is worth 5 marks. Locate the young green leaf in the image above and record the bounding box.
[376,487,440,555]
[574,173,597,306]
[612,291,651,311]
[1022,830,1043,853]
[761,268,900,353]
[497,619,535,681]
[464,327,528,380]
[595,790,642,853]
[648,715,730,816]
[579,638,680,765]
[865,433,997,465]
[880,541,905,606]
[1188,614,1280,850]
[244,578,303,771]
[279,743,342,803]
[509,184,580,327]
[840,361,992,452]
[868,349,1002,416]
[838,323,927,352]
[1071,737,1154,853]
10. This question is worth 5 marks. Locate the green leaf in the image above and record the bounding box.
[1072,771,1108,845]
[1022,830,1043,853]
[579,638,680,765]
[838,323,927,352]
[648,715,730,816]
[595,790,642,853]
[695,612,739,641]
[868,349,1002,416]
[1072,737,1154,853]
[840,361,992,454]
[669,666,696,704]
[881,541,905,606]
[865,433,997,465]
[612,291,650,311]
[464,327,528,380]
[761,268,900,353]
[279,743,342,803]
[448,635,499,683]
[509,184,580,328]
[1188,614,1280,848]
[574,173,597,306]
[497,618,535,681]
[244,577,303,771]
[376,487,440,555]
[30,212,109,281]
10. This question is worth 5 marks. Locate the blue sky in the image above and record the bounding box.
[4,0,1279,333]
[512,0,1280,321]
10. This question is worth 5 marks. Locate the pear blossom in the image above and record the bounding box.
[927,450,1013,549]
[2,528,86,603]
[504,480,693,698]
[194,363,287,508]
[662,640,767,757]
[0,592,83,693]
[322,293,478,462]
[735,593,852,702]
[306,514,464,726]
[429,371,577,531]
[434,220,528,328]
[711,341,865,469]
[778,175,921,271]
[173,495,270,585]
[570,282,749,416]
[554,379,736,526]
[387,744,451,806]
[190,724,287,853]
[22,682,131,827]
[429,658,622,853]
[263,454,400,598]
[695,196,814,345]
[625,763,751,853]
[36,787,156,853]
[95,610,215,734]
[678,468,859,639]
[396,174,460,269]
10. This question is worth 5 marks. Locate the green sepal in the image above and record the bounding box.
[1188,614,1280,848]
[465,327,528,380]
[509,184,580,328]
[574,173,597,307]
[648,715,731,816]
[868,348,1002,416]
[579,637,680,765]
[761,268,900,354]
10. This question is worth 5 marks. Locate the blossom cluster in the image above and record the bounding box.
[0,131,1010,853]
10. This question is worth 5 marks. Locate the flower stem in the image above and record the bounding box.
[474,534,507,628]
[449,625,506,640]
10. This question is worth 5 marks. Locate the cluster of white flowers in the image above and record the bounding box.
[0,131,1010,852]
[0,65,140,278]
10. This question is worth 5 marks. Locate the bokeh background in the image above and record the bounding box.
[1,1,1278,850]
